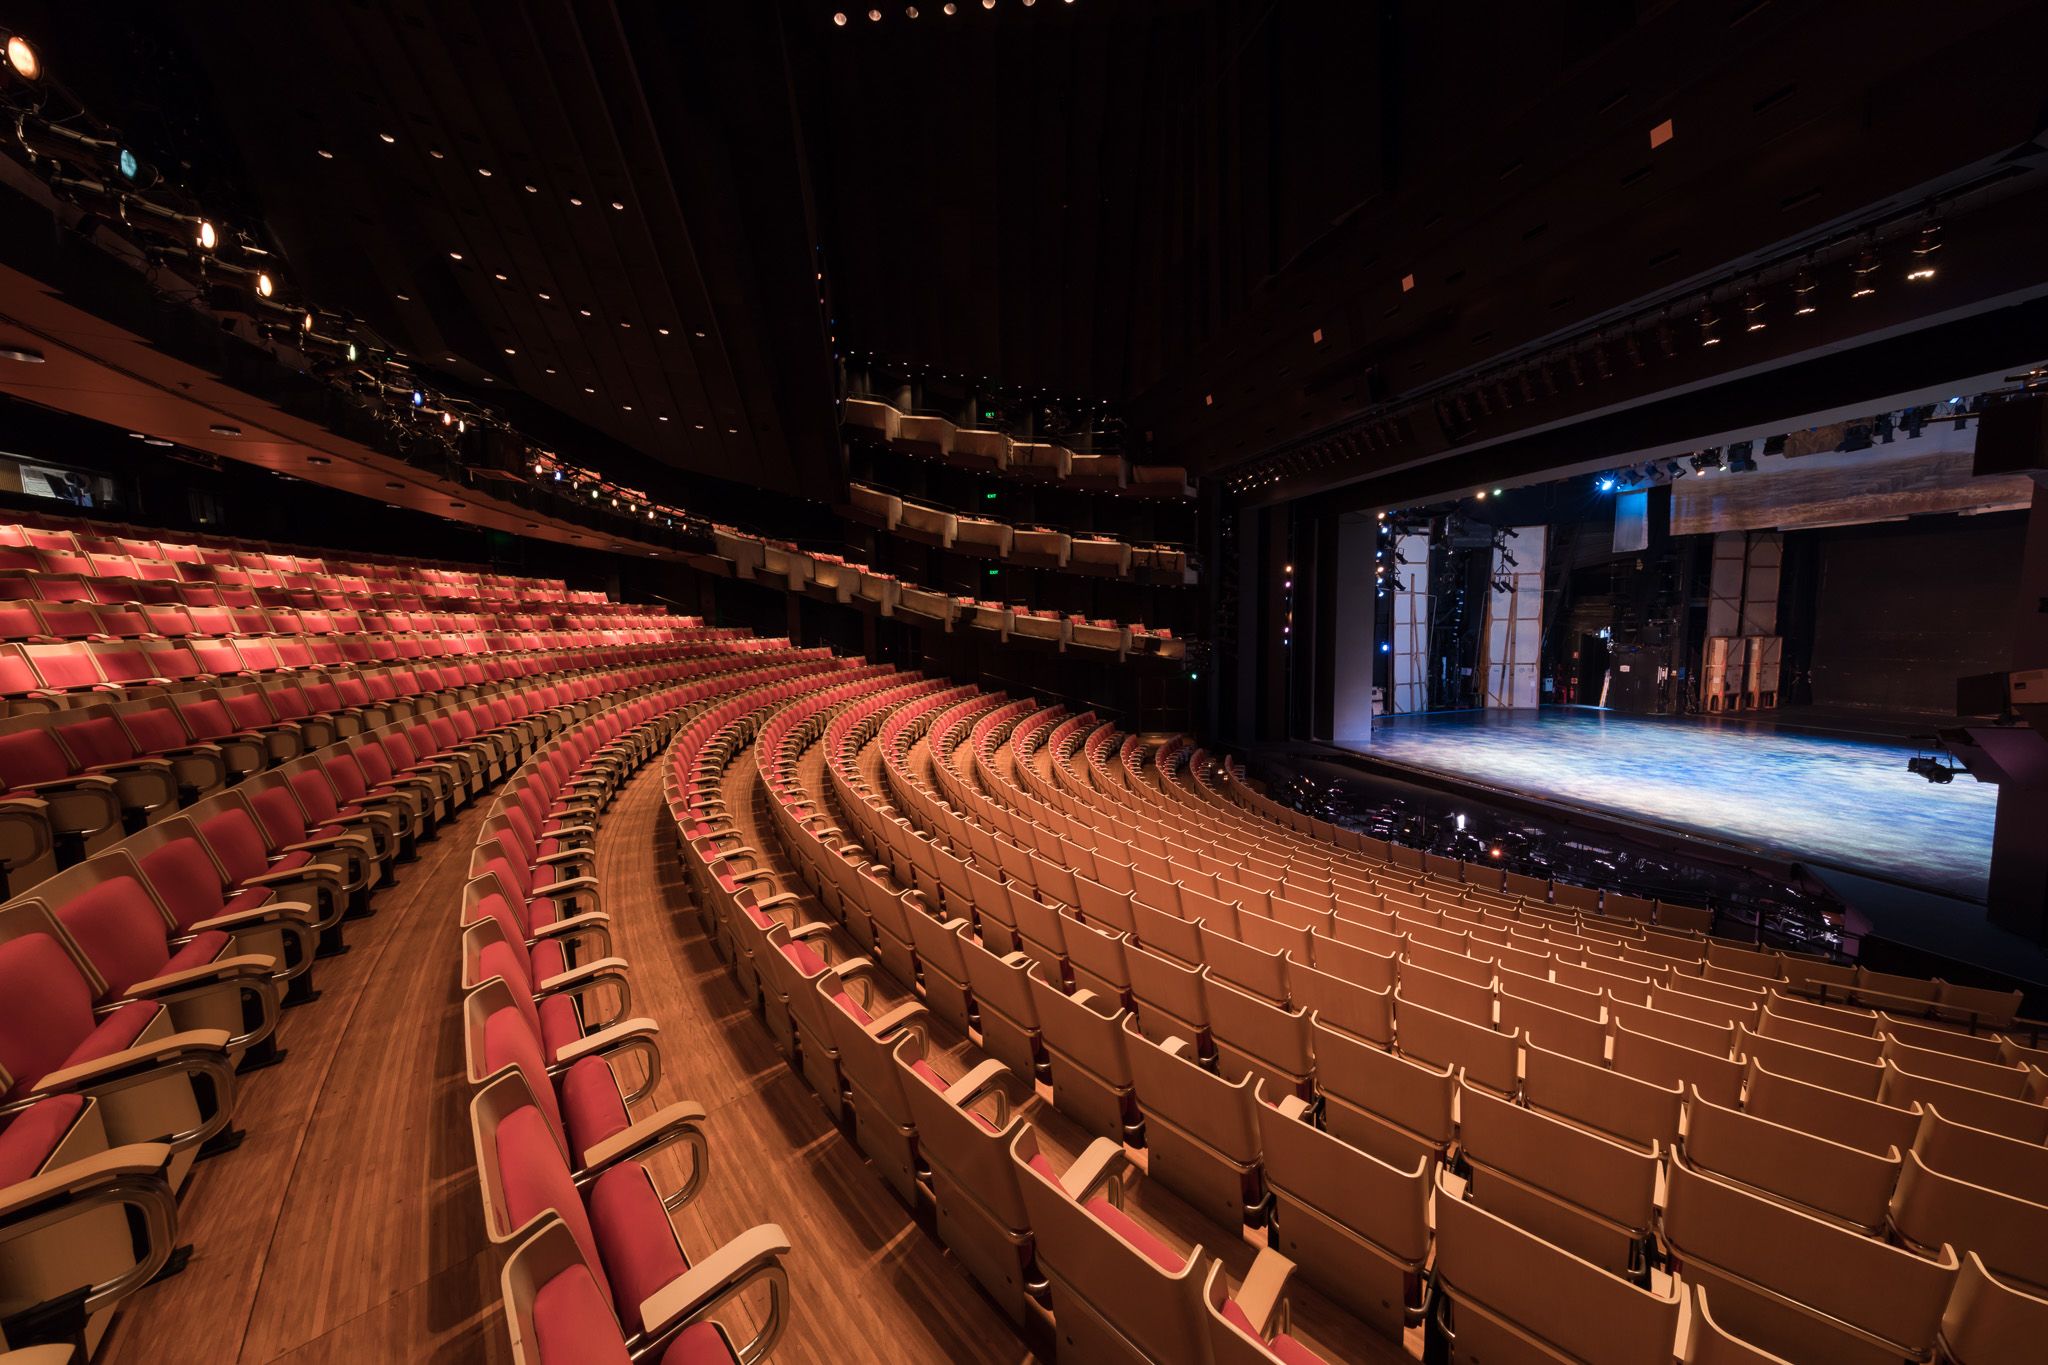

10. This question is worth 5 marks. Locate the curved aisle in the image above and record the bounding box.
[557,745,1035,1365]
[101,791,518,1365]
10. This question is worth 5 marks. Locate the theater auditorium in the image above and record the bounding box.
[0,3,2046,1363]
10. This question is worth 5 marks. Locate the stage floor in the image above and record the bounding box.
[1355,708,1997,901]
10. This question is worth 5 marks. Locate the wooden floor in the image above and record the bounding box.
[102,760,1035,1365]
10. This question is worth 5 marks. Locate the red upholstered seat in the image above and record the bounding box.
[558,1058,631,1156]
[1085,1197,1185,1273]
[531,1265,632,1365]
[0,1095,85,1186]
[61,999,159,1071]
[48,875,188,996]
[781,940,828,976]
[141,837,250,931]
[162,929,233,974]
[587,1163,688,1333]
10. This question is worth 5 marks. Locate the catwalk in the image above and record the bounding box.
[1357,708,1997,901]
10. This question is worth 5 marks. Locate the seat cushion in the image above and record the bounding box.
[660,1324,737,1365]
[1221,1302,1328,1365]
[560,1057,631,1157]
[161,930,233,976]
[588,1163,689,1335]
[532,1264,631,1365]
[538,994,585,1061]
[61,1000,162,1072]
[0,1095,86,1186]
[524,896,561,931]
[780,940,827,977]
[1085,1196,1185,1273]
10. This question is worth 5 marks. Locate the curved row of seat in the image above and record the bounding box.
[671,670,2047,1365]
[0,637,733,1356]
[709,532,1185,662]
[842,397,1194,498]
[460,648,870,1364]
[846,481,1196,584]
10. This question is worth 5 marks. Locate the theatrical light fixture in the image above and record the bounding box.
[256,272,274,298]
[1852,248,1880,297]
[1698,305,1721,346]
[1743,291,1765,331]
[196,220,218,251]
[1910,221,1943,277]
[0,344,45,364]
[1793,268,1818,315]
[833,11,848,23]
[5,32,41,82]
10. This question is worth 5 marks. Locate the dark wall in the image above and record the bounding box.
[1802,513,2026,714]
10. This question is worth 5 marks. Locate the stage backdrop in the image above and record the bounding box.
[1805,512,2026,714]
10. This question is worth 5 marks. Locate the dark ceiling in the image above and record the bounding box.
[10,0,2048,513]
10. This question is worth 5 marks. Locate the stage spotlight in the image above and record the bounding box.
[1852,248,1879,297]
[1743,291,1765,331]
[1380,642,1391,654]
[1691,449,1722,474]
[1698,306,1721,347]
[1596,475,1616,492]
[256,272,274,298]
[1907,754,1956,784]
[1908,222,1941,280]
[1873,412,1894,443]
[1761,434,1786,456]
[1793,268,1818,315]
[1725,440,1757,472]
[197,220,218,251]
[5,33,40,83]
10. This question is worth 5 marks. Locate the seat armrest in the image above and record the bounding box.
[579,1099,708,1176]
[0,1142,175,1220]
[185,900,318,934]
[125,953,279,997]
[638,1224,793,1342]
[862,999,928,1041]
[31,1027,234,1094]
[1058,1136,1130,1203]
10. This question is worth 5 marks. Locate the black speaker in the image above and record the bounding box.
[1975,394,2048,476]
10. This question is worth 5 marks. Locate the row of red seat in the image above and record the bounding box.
[459,655,860,1363]
[0,636,756,1355]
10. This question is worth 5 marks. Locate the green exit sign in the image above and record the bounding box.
[982,409,996,420]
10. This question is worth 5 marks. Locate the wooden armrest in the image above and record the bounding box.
[125,953,278,996]
[1058,1137,1129,1202]
[580,1099,708,1173]
[538,957,631,994]
[32,1027,233,1094]
[553,1016,660,1066]
[0,1142,173,1219]
[1233,1247,1296,1334]
[532,910,610,941]
[185,901,317,934]
[638,1224,792,1338]
[940,1057,1013,1108]
[533,874,599,899]
[862,999,927,1040]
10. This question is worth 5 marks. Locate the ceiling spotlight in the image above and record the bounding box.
[1698,305,1721,347]
[833,11,848,23]
[345,342,359,362]
[906,4,919,14]
[478,167,493,177]
[868,8,881,19]
[1852,248,1880,297]
[378,132,396,144]
[1793,269,1818,315]
[944,1,957,10]
[1913,222,1943,259]
[983,0,996,8]
[448,250,463,261]
[256,272,275,298]
[568,196,583,207]
[610,200,624,211]
[197,220,218,251]
[6,33,43,82]
[1743,290,1765,331]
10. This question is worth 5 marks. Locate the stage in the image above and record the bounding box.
[1348,707,1997,902]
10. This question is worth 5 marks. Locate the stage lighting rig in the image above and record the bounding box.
[1906,752,1959,784]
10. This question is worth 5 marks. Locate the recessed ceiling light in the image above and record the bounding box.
[523,184,537,194]
[317,149,334,160]
[493,272,508,282]
[378,132,396,144]
[658,415,669,422]
[568,196,583,206]
[693,423,705,430]
[429,149,445,160]
[578,309,592,317]
[656,327,670,336]
[727,426,738,434]
[448,251,463,261]
[478,167,493,176]
[503,347,517,355]
[584,386,595,394]
[620,321,631,329]
[396,293,410,301]
[693,330,706,338]
[624,404,634,411]
[544,367,557,374]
